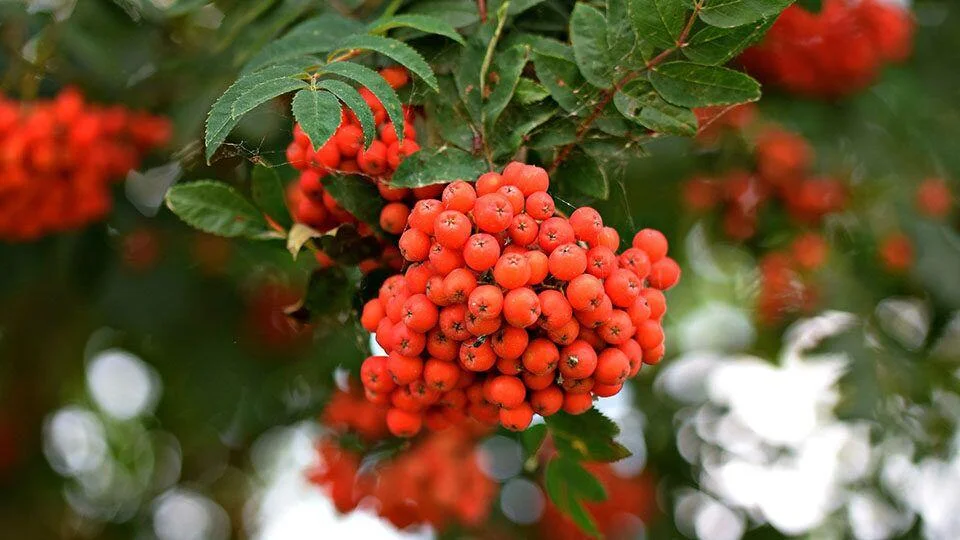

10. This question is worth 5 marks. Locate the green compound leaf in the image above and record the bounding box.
[629,0,689,50]
[331,34,439,91]
[699,0,793,28]
[545,408,632,462]
[291,88,342,149]
[165,180,274,239]
[316,79,377,149]
[544,456,606,537]
[684,16,775,65]
[391,147,488,188]
[322,61,405,143]
[649,61,761,107]
[367,14,466,44]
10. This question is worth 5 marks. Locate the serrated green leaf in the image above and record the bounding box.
[684,16,774,65]
[520,423,548,457]
[555,149,609,199]
[405,0,480,28]
[427,77,476,151]
[454,33,488,125]
[545,409,632,462]
[391,147,488,188]
[650,61,761,107]
[545,457,605,537]
[205,64,308,162]
[322,61,405,142]
[316,79,376,148]
[699,0,793,28]
[533,53,601,115]
[291,89,342,150]
[629,0,689,50]
[367,14,465,44]
[287,222,323,259]
[491,0,547,15]
[485,45,529,128]
[608,0,652,64]
[571,3,615,89]
[491,101,557,159]
[513,34,576,61]
[615,79,697,136]
[322,175,386,232]
[165,181,273,238]
[251,163,293,230]
[515,77,550,104]
[527,118,578,149]
[331,35,438,91]
[241,14,365,73]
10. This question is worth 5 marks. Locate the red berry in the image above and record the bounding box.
[530,386,563,416]
[503,287,541,328]
[499,402,534,431]
[569,207,603,243]
[548,243,588,281]
[474,193,515,233]
[632,228,669,262]
[386,408,422,437]
[484,375,526,409]
[559,340,598,380]
[442,180,477,212]
[463,233,501,271]
[648,257,681,290]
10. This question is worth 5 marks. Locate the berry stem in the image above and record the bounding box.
[549,1,704,174]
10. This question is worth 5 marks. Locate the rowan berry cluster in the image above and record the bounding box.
[357,162,680,437]
[683,122,847,240]
[308,388,495,529]
[285,67,429,271]
[0,89,170,241]
[739,0,914,98]
[756,233,828,325]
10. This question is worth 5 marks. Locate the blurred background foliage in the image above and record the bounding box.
[1,0,959,539]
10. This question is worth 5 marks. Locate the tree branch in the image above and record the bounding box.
[549,3,704,174]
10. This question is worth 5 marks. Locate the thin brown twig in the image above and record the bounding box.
[478,0,488,22]
[549,3,704,174]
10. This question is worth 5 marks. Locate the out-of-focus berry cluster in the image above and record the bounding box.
[739,0,913,98]
[359,162,680,437]
[0,89,170,241]
[307,385,495,530]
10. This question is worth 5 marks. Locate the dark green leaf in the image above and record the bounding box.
[527,118,578,149]
[491,102,557,159]
[555,149,609,199]
[520,423,548,457]
[322,61,405,142]
[391,147,488,188]
[515,77,550,104]
[405,0,480,28]
[165,181,273,238]
[684,16,775,65]
[331,35,439,91]
[427,77,476,151]
[291,89,342,149]
[699,0,793,28]
[205,64,308,162]
[570,3,615,88]
[533,53,601,114]
[629,0,689,50]
[288,266,352,322]
[251,163,293,230]
[650,61,761,107]
[796,0,822,11]
[491,0,547,15]
[545,456,605,537]
[455,34,488,124]
[615,79,697,136]
[316,224,384,265]
[485,45,529,128]
[367,14,466,44]
[241,14,365,73]
[608,0,651,64]
[316,79,376,148]
[322,175,387,232]
[545,409,632,462]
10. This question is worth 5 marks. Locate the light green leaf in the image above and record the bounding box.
[684,16,775,65]
[485,45,529,128]
[391,147,488,188]
[287,223,323,259]
[241,14,364,73]
[316,79,376,148]
[555,148,609,199]
[205,64,308,162]
[322,61,405,142]
[650,61,761,107]
[291,89,342,149]
[367,14,465,44]
[545,456,606,537]
[331,35,438,91]
[165,181,273,238]
[571,3,615,88]
[322,175,386,232]
[629,0,689,50]
[699,0,793,28]
[251,163,293,230]
[514,77,550,104]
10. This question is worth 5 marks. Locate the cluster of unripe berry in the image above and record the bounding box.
[308,385,495,529]
[739,0,913,98]
[683,116,847,241]
[357,162,680,437]
[0,89,170,241]
[286,67,429,271]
